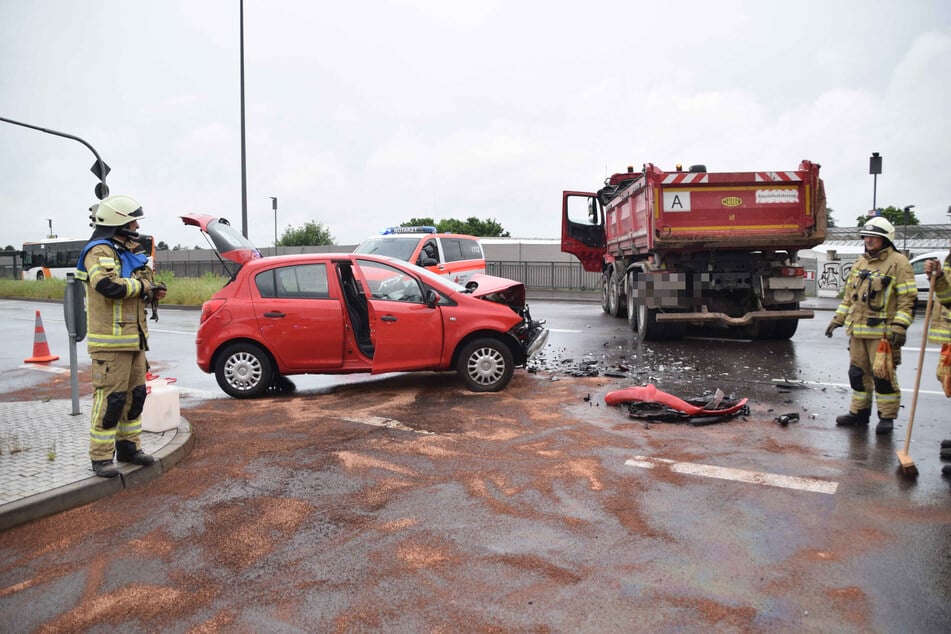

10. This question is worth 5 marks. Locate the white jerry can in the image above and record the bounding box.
[141,375,181,433]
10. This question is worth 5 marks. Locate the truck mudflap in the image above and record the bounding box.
[655,308,814,327]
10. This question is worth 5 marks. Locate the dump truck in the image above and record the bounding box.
[561,160,827,340]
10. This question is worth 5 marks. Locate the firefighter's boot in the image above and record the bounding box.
[835,408,871,427]
[875,418,894,435]
[92,460,119,478]
[116,440,155,466]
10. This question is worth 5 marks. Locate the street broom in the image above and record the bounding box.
[897,273,938,479]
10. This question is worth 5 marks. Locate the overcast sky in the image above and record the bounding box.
[2,0,950,250]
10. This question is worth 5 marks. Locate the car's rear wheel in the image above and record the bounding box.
[456,337,514,392]
[215,342,274,399]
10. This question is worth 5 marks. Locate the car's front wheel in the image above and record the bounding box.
[214,342,274,399]
[456,337,514,392]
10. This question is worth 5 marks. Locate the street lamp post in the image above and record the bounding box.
[903,204,915,253]
[869,152,882,216]
[46,218,54,239]
[270,197,278,247]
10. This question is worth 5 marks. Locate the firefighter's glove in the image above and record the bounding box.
[825,320,842,338]
[141,281,167,302]
[888,325,907,348]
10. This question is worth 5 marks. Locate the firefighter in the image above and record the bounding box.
[76,195,167,478]
[825,216,915,434]
[923,247,951,477]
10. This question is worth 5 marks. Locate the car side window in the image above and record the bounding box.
[442,238,482,263]
[358,260,425,303]
[256,264,329,299]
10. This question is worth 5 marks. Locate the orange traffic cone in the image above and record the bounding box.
[24,310,60,364]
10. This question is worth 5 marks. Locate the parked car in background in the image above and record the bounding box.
[354,226,486,285]
[910,251,947,305]
[181,214,548,398]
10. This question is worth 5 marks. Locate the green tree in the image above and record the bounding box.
[277,220,335,246]
[855,205,920,228]
[401,216,510,237]
[826,207,837,228]
[156,240,169,251]
[3,245,15,252]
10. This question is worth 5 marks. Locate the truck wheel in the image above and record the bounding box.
[214,342,275,399]
[769,303,800,340]
[456,337,514,392]
[635,303,666,341]
[626,272,638,331]
[608,274,627,318]
[600,274,611,314]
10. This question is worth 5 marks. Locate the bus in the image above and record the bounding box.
[20,236,155,280]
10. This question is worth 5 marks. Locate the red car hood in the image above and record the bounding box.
[465,274,526,306]
[180,213,261,265]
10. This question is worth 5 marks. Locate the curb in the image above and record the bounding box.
[0,419,194,532]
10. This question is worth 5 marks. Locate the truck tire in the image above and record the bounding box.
[626,272,638,330]
[769,303,800,340]
[635,303,666,341]
[608,273,627,318]
[600,274,611,314]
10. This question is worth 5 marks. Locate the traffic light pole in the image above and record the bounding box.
[0,115,111,199]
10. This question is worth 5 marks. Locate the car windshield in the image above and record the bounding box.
[359,256,467,294]
[353,236,419,260]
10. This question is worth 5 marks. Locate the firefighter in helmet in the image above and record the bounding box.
[76,195,167,477]
[923,244,951,477]
[825,216,915,434]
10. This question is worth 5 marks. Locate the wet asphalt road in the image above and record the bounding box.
[0,298,949,631]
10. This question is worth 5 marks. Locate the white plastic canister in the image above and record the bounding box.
[141,375,181,433]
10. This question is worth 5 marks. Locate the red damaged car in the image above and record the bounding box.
[181,214,549,398]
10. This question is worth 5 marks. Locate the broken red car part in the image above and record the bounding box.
[605,383,749,425]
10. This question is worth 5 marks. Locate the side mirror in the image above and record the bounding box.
[588,199,598,224]
[419,257,438,267]
[425,289,439,307]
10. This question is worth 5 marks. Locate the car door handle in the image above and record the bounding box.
[263,311,285,318]
[381,315,397,322]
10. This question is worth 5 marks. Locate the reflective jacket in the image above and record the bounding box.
[832,246,915,339]
[928,255,951,344]
[75,239,153,353]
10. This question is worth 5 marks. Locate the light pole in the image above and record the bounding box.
[0,116,111,199]
[869,152,882,216]
[903,204,914,253]
[46,218,54,239]
[270,197,278,247]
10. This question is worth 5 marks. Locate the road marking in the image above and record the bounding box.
[625,456,838,495]
[548,328,581,333]
[771,378,946,397]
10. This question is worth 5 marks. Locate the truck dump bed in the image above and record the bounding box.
[602,160,827,255]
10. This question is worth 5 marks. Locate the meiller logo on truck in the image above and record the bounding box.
[561,160,827,341]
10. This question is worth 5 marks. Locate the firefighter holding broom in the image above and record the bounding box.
[923,247,951,477]
[825,217,916,434]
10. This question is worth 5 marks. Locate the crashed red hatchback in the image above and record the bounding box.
[182,214,549,398]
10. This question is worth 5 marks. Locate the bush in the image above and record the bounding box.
[0,272,225,306]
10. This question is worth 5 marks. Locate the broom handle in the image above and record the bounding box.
[903,273,937,454]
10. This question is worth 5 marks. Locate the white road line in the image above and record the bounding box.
[624,456,838,495]
[771,378,947,397]
[548,328,581,333]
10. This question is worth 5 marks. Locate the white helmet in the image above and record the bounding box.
[89,195,144,227]
[859,216,895,246]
